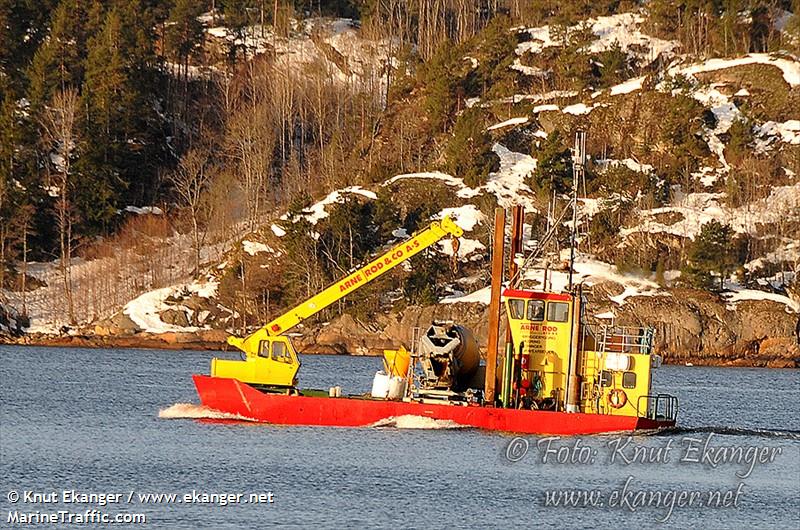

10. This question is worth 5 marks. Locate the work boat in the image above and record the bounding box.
[194,132,677,434]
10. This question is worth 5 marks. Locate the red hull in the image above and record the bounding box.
[192,375,675,435]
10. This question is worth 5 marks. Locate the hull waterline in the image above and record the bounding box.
[193,375,675,435]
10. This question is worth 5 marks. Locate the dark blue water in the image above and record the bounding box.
[1,346,798,529]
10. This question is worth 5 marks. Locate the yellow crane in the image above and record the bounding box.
[210,216,464,388]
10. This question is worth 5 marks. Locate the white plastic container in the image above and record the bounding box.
[370,371,391,398]
[387,376,407,400]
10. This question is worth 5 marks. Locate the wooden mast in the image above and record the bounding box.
[485,207,506,405]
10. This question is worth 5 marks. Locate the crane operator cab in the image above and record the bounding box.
[211,335,300,389]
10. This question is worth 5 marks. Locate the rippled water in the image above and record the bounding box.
[1,346,798,529]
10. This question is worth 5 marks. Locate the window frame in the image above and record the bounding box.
[508,299,525,320]
[526,300,545,321]
[546,301,570,322]
[622,371,637,389]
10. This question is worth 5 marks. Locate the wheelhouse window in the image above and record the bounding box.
[599,370,612,387]
[258,341,270,358]
[508,299,525,320]
[526,300,545,321]
[622,371,637,389]
[547,301,569,322]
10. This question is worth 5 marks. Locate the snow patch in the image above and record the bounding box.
[723,288,799,312]
[242,240,275,256]
[533,104,560,113]
[271,224,287,237]
[514,13,678,68]
[609,76,645,95]
[434,205,486,232]
[622,183,800,239]
[437,238,485,258]
[283,186,377,225]
[755,120,800,151]
[386,172,481,199]
[123,279,218,333]
[440,285,492,305]
[487,116,529,131]
[124,205,164,215]
[669,54,800,87]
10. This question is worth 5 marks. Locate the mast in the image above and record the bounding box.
[568,130,586,291]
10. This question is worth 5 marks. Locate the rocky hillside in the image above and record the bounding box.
[3,6,800,367]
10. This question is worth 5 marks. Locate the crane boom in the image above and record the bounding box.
[227,216,464,358]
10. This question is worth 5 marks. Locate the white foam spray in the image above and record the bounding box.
[369,415,467,430]
[158,403,258,422]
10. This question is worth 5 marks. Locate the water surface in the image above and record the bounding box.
[1,346,798,529]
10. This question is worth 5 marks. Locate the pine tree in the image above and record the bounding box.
[684,220,738,291]
[528,130,572,196]
[165,0,205,83]
[445,108,497,187]
[77,8,131,232]
[26,1,89,112]
[420,42,460,133]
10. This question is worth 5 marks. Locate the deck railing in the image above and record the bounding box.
[594,325,655,355]
[636,394,678,421]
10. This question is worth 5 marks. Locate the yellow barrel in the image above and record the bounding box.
[383,347,411,377]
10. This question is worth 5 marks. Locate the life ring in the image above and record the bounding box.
[607,389,627,409]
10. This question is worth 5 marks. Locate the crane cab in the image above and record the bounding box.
[211,335,300,388]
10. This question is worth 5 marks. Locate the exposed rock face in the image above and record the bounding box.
[296,288,800,367]
[0,303,25,337]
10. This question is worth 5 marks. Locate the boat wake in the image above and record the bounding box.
[651,425,800,440]
[158,403,258,422]
[369,415,468,430]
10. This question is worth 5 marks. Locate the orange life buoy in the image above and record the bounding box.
[608,389,627,409]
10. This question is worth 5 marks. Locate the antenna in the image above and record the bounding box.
[568,130,586,291]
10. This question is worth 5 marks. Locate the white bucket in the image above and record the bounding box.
[387,377,407,400]
[370,371,391,398]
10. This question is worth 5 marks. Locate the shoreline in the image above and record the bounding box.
[2,333,797,368]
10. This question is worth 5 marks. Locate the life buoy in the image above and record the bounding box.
[608,389,627,409]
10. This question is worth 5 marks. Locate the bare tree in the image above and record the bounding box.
[0,172,8,291]
[41,88,79,326]
[10,203,35,316]
[168,148,213,276]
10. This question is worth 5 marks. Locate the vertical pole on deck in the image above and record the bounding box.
[486,208,506,405]
[501,205,524,408]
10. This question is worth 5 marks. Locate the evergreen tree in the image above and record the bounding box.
[165,0,205,80]
[222,0,258,62]
[77,8,131,232]
[420,42,461,133]
[528,130,572,196]
[372,189,401,242]
[26,1,89,112]
[684,220,739,290]
[445,108,497,187]
[0,0,60,94]
[473,15,516,97]
[318,197,379,276]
